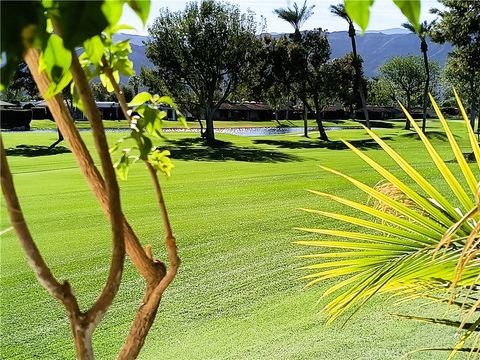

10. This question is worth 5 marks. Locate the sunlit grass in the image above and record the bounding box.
[0,121,471,359]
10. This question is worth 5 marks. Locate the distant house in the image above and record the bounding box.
[322,105,346,120]
[215,102,273,121]
[355,106,403,120]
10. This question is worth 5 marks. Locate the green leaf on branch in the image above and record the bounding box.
[42,0,53,7]
[108,24,136,34]
[148,150,174,177]
[42,34,71,80]
[55,1,109,49]
[41,33,72,97]
[156,96,176,108]
[344,0,374,32]
[128,0,150,26]
[83,35,104,65]
[113,58,135,76]
[143,106,166,138]
[100,71,119,92]
[130,131,153,160]
[101,0,125,27]
[112,39,132,56]
[129,92,152,106]
[45,71,72,98]
[70,82,84,112]
[114,149,137,181]
[392,0,420,32]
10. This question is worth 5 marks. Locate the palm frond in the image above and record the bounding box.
[297,97,480,356]
[329,3,349,22]
[274,1,315,33]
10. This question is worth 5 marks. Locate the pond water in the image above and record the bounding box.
[6,126,361,136]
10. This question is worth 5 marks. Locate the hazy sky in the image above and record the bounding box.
[119,0,443,35]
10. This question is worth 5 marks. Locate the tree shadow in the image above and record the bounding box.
[161,137,300,162]
[400,131,454,141]
[5,144,71,157]
[252,137,391,150]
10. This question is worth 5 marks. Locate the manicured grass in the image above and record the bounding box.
[0,121,472,359]
[30,118,372,130]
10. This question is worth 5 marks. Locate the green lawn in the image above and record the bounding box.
[30,118,379,130]
[0,121,471,359]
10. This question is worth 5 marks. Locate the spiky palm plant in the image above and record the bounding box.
[402,20,436,133]
[297,91,480,357]
[330,3,370,129]
[273,1,315,41]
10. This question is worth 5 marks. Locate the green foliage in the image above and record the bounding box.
[145,0,263,142]
[0,0,149,95]
[431,0,480,121]
[378,55,440,110]
[297,94,480,357]
[367,77,395,107]
[109,93,185,179]
[147,150,174,177]
[51,1,109,49]
[0,1,47,90]
[0,62,39,102]
[443,48,480,115]
[328,53,365,114]
[40,34,72,98]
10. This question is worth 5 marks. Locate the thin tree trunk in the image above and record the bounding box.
[303,101,309,138]
[313,99,328,141]
[470,79,477,130]
[405,93,412,130]
[198,118,205,138]
[349,23,370,129]
[422,44,430,133]
[274,109,281,126]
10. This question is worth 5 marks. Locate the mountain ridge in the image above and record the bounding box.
[113,30,452,79]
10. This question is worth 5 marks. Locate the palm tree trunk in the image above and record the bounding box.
[349,23,370,129]
[421,43,429,133]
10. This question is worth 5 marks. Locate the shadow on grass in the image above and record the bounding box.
[5,144,71,157]
[162,137,300,162]
[252,138,391,150]
[400,131,454,141]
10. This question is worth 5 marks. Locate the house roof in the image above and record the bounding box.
[0,100,16,107]
[219,102,272,111]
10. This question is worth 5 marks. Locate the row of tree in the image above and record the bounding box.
[140,0,479,143]
[1,0,478,143]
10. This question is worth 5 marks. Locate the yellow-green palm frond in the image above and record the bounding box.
[298,95,480,334]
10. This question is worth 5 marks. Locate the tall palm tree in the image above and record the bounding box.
[330,3,370,129]
[274,1,315,41]
[402,20,436,133]
[274,1,315,138]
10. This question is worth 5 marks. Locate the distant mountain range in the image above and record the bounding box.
[113,29,452,80]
